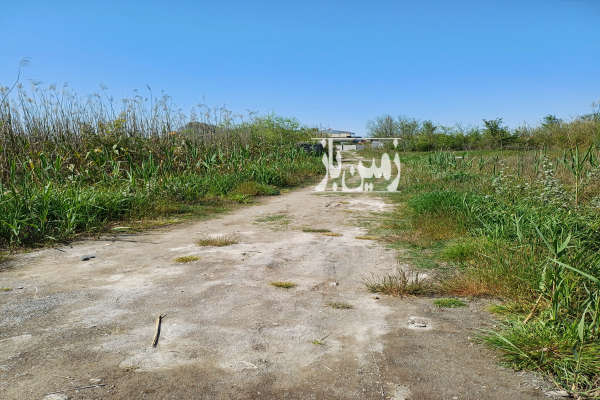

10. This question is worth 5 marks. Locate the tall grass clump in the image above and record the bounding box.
[0,82,323,247]
[376,149,600,395]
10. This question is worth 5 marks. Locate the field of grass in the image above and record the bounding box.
[0,85,323,248]
[364,148,600,396]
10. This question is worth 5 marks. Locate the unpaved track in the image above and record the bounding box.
[1,187,546,399]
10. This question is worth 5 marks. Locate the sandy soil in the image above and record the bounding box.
[0,187,550,399]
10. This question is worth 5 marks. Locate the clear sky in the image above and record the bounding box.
[2,1,599,135]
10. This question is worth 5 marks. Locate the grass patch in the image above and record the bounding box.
[302,227,331,233]
[255,213,291,230]
[196,234,239,247]
[311,339,325,345]
[232,181,280,196]
[440,240,478,262]
[321,232,342,237]
[483,320,600,397]
[255,213,290,224]
[485,303,528,316]
[364,269,434,297]
[270,281,297,289]
[433,298,466,308]
[1,287,12,292]
[355,235,378,240]
[327,301,353,310]
[174,255,200,263]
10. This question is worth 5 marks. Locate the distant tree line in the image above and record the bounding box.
[367,106,600,151]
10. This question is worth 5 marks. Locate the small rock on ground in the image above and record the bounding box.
[544,390,570,398]
[43,394,69,400]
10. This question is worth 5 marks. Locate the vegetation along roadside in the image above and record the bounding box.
[0,84,324,248]
[361,145,600,397]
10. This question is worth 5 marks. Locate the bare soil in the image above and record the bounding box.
[0,187,550,399]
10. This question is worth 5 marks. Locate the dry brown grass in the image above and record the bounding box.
[364,269,435,297]
[321,232,342,237]
[355,235,378,240]
[392,215,462,248]
[443,270,507,298]
[196,234,239,247]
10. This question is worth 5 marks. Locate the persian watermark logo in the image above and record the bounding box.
[313,138,401,192]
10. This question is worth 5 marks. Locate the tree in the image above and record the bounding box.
[416,120,436,151]
[542,114,562,129]
[483,118,510,150]
[397,116,419,150]
[366,115,398,137]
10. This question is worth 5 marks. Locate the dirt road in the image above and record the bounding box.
[1,187,548,399]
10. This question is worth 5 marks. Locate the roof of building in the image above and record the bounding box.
[321,129,357,137]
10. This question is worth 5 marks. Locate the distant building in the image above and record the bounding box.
[321,129,357,138]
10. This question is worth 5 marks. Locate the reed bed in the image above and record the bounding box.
[0,83,323,247]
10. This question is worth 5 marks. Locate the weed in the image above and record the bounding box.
[327,301,353,310]
[433,298,466,308]
[270,281,296,289]
[321,232,342,237]
[483,320,600,395]
[364,269,434,297]
[255,213,291,230]
[486,303,528,316]
[441,240,478,262]
[232,181,280,196]
[311,339,325,345]
[1,287,12,292]
[196,235,239,247]
[174,255,200,263]
[302,227,331,233]
[256,214,287,223]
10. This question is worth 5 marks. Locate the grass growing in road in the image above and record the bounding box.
[434,298,466,308]
[174,255,200,263]
[196,235,239,247]
[355,235,378,240]
[255,213,291,230]
[256,213,289,223]
[364,269,433,297]
[270,281,297,289]
[302,227,331,233]
[327,301,353,309]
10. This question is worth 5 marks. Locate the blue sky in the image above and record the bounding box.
[2,1,599,135]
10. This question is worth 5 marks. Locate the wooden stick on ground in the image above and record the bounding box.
[152,314,166,347]
[523,293,543,324]
[44,383,107,396]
